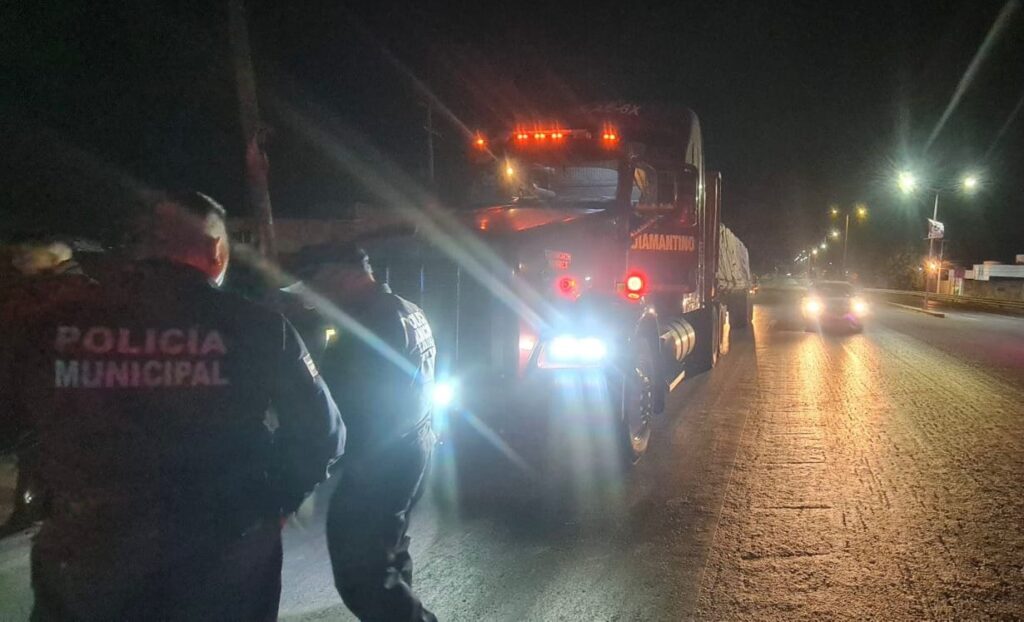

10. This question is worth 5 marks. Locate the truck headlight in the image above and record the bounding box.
[432,381,456,408]
[539,335,609,368]
[851,297,869,316]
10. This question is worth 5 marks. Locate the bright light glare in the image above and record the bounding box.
[504,164,515,177]
[856,204,868,218]
[432,381,455,408]
[802,297,823,317]
[578,337,607,360]
[897,171,917,193]
[851,298,869,316]
[812,249,819,256]
[830,229,840,239]
[962,175,979,191]
[820,243,827,250]
[543,335,609,367]
[549,336,578,360]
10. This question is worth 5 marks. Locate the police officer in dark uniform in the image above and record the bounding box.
[298,243,437,622]
[5,191,344,621]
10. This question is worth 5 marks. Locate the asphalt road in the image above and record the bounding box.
[2,298,1023,620]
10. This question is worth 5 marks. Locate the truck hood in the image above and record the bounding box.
[464,204,607,235]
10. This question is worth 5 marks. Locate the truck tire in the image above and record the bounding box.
[617,337,655,465]
[728,291,752,329]
[689,304,721,374]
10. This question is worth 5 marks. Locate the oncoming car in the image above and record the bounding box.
[802,281,868,332]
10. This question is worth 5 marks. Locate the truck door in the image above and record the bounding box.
[626,163,702,316]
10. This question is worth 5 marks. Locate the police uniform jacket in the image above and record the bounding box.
[4,260,344,583]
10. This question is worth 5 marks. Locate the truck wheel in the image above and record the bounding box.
[729,292,752,329]
[618,337,655,465]
[689,304,721,374]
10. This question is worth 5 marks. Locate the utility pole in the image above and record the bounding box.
[228,0,276,259]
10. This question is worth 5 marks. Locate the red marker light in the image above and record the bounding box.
[556,276,579,299]
[473,135,487,149]
[601,125,620,146]
[535,132,546,139]
[624,272,647,299]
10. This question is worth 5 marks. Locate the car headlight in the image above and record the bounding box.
[538,335,609,368]
[802,297,823,317]
[851,297,869,316]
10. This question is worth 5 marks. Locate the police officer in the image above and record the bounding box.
[5,191,344,621]
[299,243,437,622]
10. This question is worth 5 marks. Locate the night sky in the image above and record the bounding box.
[2,0,1022,273]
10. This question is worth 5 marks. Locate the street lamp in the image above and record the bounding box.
[896,168,981,294]
[897,171,917,194]
[820,242,827,250]
[827,203,869,277]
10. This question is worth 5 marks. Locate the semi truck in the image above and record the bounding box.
[353,103,750,468]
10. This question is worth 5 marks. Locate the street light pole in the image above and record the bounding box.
[933,192,937,297]
[842,213,850,275]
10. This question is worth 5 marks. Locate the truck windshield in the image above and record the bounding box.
[466,159,643,207]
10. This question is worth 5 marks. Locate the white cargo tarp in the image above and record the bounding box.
[717,225,752,291]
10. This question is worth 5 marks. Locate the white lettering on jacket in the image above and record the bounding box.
[53,326,230,389]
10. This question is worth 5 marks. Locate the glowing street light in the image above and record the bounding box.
[855,203,868,219]
[811,248,818,256]
[897,171,918,194]
[896,168,982,294]
[829,205,840,217]
[830,229,840,239]
[820,242,827,250]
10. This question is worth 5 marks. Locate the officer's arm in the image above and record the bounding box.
[270,317,345,514]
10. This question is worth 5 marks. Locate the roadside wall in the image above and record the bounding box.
[962,279,1024,301]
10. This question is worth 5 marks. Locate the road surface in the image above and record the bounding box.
[2,299,1023,620]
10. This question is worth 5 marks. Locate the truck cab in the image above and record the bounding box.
[364,103,740,469]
